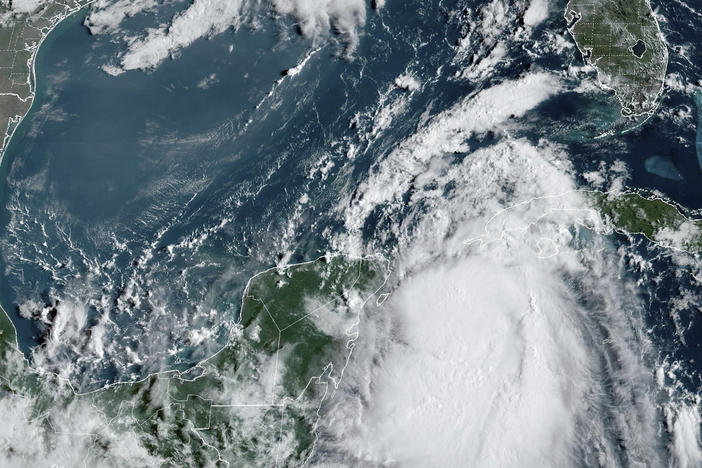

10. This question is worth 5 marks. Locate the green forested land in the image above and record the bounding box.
[0,255,387,466]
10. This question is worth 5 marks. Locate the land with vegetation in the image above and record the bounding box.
[565,0,668,116]
[0,255,388,466]
[592,192,702,252]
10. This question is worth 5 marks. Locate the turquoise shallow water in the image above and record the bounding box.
[645,155,684,181]
[0,7,322,383]
[1,0,702,416]
[3,0,702,464]
[0,3,446,389]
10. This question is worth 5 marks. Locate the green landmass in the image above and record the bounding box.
[0,255,388,466]
[591,192,702,251]
[564,0,668,117]
[0,0,92,157]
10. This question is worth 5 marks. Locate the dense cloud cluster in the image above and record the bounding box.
[3,0,702,466]
[86,0,377,73]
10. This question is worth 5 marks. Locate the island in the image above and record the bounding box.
[592,192,702,252]
[564,0,668,117]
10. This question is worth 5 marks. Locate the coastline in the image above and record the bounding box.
[0,5,393,399]
[0,254,389,464]
[0,254,390,397]
[563,0,669,121]
[0,0,96,168]
[0,3,97,365]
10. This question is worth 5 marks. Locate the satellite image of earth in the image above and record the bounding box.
[0,0,701,466]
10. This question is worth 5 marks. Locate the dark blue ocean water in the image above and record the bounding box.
[1,0,701,402]
[696,91,702,173]
[0,1,470,388]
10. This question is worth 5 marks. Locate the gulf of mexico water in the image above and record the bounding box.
[0,5,324,386]
[0,1,465,390]
[0,0,702,419]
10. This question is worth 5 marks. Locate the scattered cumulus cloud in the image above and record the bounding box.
[9,0,45,14]
[273,0,366,52]
[84,0,157,35]
[197,72,219,89]
[315,64,668,465]
[523,0,549,27]
[118,0,249,73]
[338,71,563,246]
[88,0,377,74]
[0,385,164,467]
[394,73,420,91]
